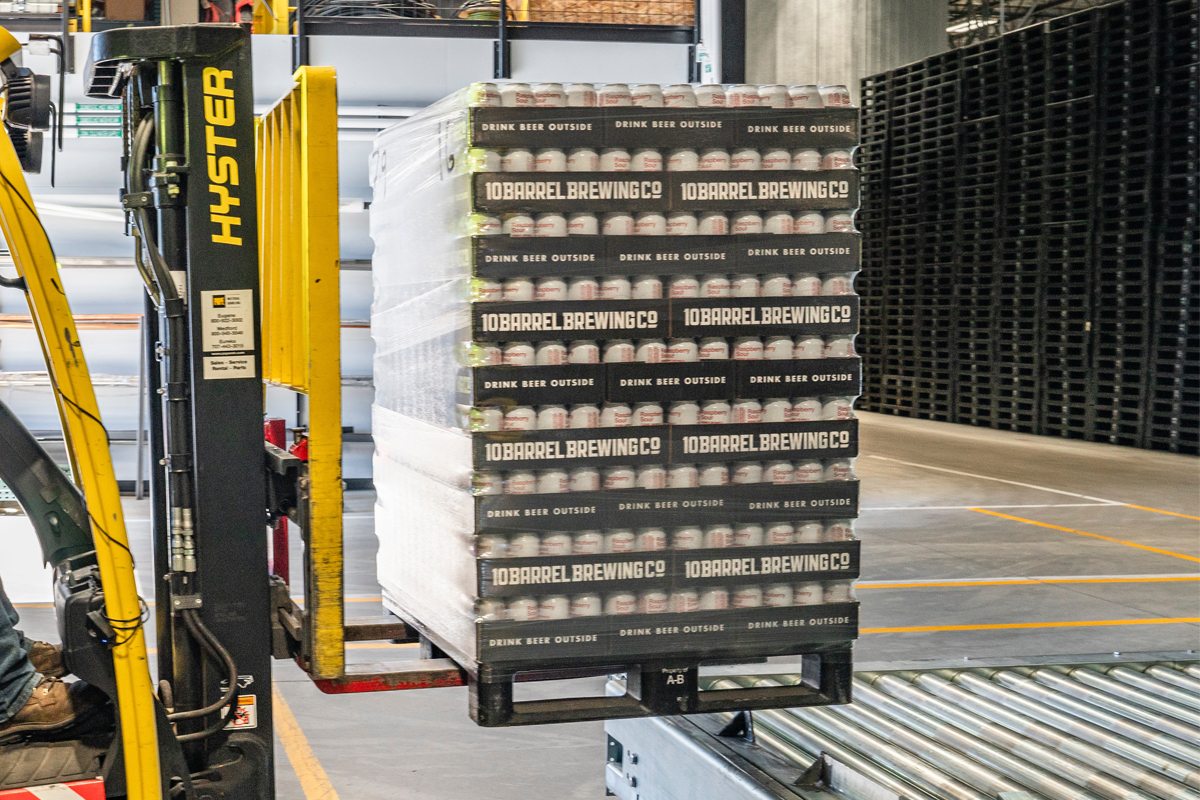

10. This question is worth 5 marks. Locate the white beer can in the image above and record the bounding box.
[668,401,700,426]
[599,275,633,301]
[567,276,599,300]
[698,463,730,485]
[636,467,667,492]
[565,83,597,107]
[476,533,507,558]
[731,274,761,297]
[630,84,664,107]
[665,338,700,363]
[730,147,762,171]
[667,149,699,171]
[733,523,765,547]
[694,84,726,107]
[731,460,763,484]
[636,527,668,550]
[539,531,572,555]
[635,338,667,363]
[572,530,604,554]
[762,397,791,423]
[475,214,503,236]
[507,596,539,620]
[670,590,700,613]
[820,85,852,107]
[570,593,603,617]
[699,400,732,425]
[603,339,636,363]
[699,337,730,361]
[763,210,794,235]
[600,403,633,428]
[698,148,730,171]
[824,581,855,603]
[824,519,855,541]
[569,403,601,428]
[475,278,503,303]
[763,335,794,360]
[793,581,823,605]
[631,148,663,171]
[763,583,794,607]
[792,397,823,422]
[732,336,764,360]
[536,404,569,429]
[667,212,699,236]
[825,459,855,481]
[822,273,854,296]
[634,211,667,236]
[503,277,535,302]
[663,84,697,108]
[764,460,795,485]
[501,148,534,172]
[727,84,761,107]
[822,396,854,420]
[632,402,665,426]
[758,84,789,108]
[791,148,822,170]
[794,336,825,359]
[795,521,824,543]
[567,148,600,172]
[532,82,566,107]
[731,211,764,235]
[472,82,501,107]
[599,83,632,107]
[499,82,534,107]
[732,398,763,424]
[599,148,631,172]
[476,149,502,172]
[471,342,503,367]
[535,275,567,299]
[569,467,601,492]
[824,336,855,358]
[765,521,795,545]
[793,273,822,296]
[471,406,504,432]
[568,339,601,364]
[788,84,821,108]
[507,532,540,556]
[605,592,638,614]
[602,211,634,236]
[699,588,730,610]
[700,273,732,298]
[534,148,567,172]
[603,529,636,554]
[793,460,824,483]
[761,148,791,170]
[825,212,855,233]
[732,585,763,607]
[793,211,825,234]
[704,525,733,548]
[632,275,664,299]
[473,469,503,495]
[697,211,730,235]
[536,470,569,494]
[667,463,700,488]
[672,526,703,549]
[822,149,853,170]
[476,598,506,621]
[503,342,535,367]
[638,590,669,613]
[503,214,536,237]
[761,273,792,296]
[668,275,701,298]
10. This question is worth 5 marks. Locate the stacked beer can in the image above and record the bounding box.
[371,81,864,676]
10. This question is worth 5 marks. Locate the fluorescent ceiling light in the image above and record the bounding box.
[947,16,998,33]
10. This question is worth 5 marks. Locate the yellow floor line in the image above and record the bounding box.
[970,508,1200,564]
[862,616,1200,635]
[857,575,1200,590]
[273,686,340,800]
[345,641,415,650]
[1123,503,1200,522]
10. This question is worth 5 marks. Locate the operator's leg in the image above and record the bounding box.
[0,572,38,723]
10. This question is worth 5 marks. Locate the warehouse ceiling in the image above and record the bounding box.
[947,0,1112,46]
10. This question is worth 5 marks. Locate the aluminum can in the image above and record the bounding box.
[472,82,501,107]
[824,581,855,603]
[730,147,762,171]
[599,274,632,300]
[534,276,566,300]
[732,398,763,424]
[791,148,822,170]
[476,533,507,557]
[667,463,700,488]
[567,148,599,172]
[603,529,636,554]
[731,274,760,297]
[788,84,821,108]
[732,336,764,360]
[572,531,604,554]
[600,403,633,428]
[671,526,703,549]
[698,148,730,171]
[507,596,539,620]
[635,527,668,550]
[631,148,663,171]
[532,82,565,107]
[733,523,765,547]
[598,83,632,107]
[569,403,601,428]
[635,338,667,363]
[765,522,795,545]
[564,83,597,107]
[635,466,667,491]
[703,525,733,548]
[668,275,700,298]
[536,469,569,494]
[758,84,789,108]
[667,212,699,236]
[793,460,825,483]
[698,588,729,610]
[762,397,791,423]
[822,396,854,421]
[667,148,699,171]
[764,460,795,485]
[668,401,700,426]
[567,213,599,237]
[700,274,732,298]
[727,84,761,107]
[570,593,603,616]
[601,211,634,235]
[794,336,825,359]
[501,148,534,172]
[476,598,506,621]
[605,592,638,615]
[761,273,792,297]
[507,531,540,556]
[731,211,763,235]
[763,210,793,235]
[503,277,535,302]
[536,404,569,429]
[825,212,855,233]
[632,401,664,426]
[764,583,794,607]
[793,211,825,234]
[820,85,852,107]
[472,406,504,431]
[694,84,726,107]
[568,339,600,364]
[732,585,763,608]
[476,149,502,172]
[699,400,731,425]
[599,148,631,172]
[663,83,697,107]
[538,595,570,620]
[670,590,700,613]
[638,590,669,613]
[602,339,635,363]
[632,275,664,299]
[499,82,534,107]
[795,521,824,543]
[824,336,855,358]
[665,338,699,363]
[697,211,729,235]
[761,147,791,170]
[475,214,503,236]
[473,469,503,495]
[502,342,535,367]
[634,211,667,236]
[822,149,853,170]
[731,460,763,484]
[822,273,854,296]
[539,531,572,555]
[824,519,855,541]
[825,459,855,481]
[792,397,823,422]
[698,463,730,485]
[630,84,664,107]
[792,273,822,296]
[503,214,535,237]
[793,582,823,605]
[569,467,601,493]
[699,337,730,361]
[763,335,794,360]
[471,342,502,367]
[534,148,567,172]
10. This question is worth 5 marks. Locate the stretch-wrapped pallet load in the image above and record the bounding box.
[371,81,862,679]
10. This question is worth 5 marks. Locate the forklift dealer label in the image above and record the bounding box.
[201,289,255,379]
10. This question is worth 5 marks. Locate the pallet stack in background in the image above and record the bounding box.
[370,81,863,724]
[857,0,1199,454]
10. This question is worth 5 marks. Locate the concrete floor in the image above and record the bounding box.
[7,412,1199,798]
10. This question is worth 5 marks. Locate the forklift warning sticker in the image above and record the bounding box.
[225,694,258,730]
[201,289,255,379]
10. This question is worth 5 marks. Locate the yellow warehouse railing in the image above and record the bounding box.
[256,65,344,679]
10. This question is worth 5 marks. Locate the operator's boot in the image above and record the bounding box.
[0,677,103,741]
[28,641,65,678]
